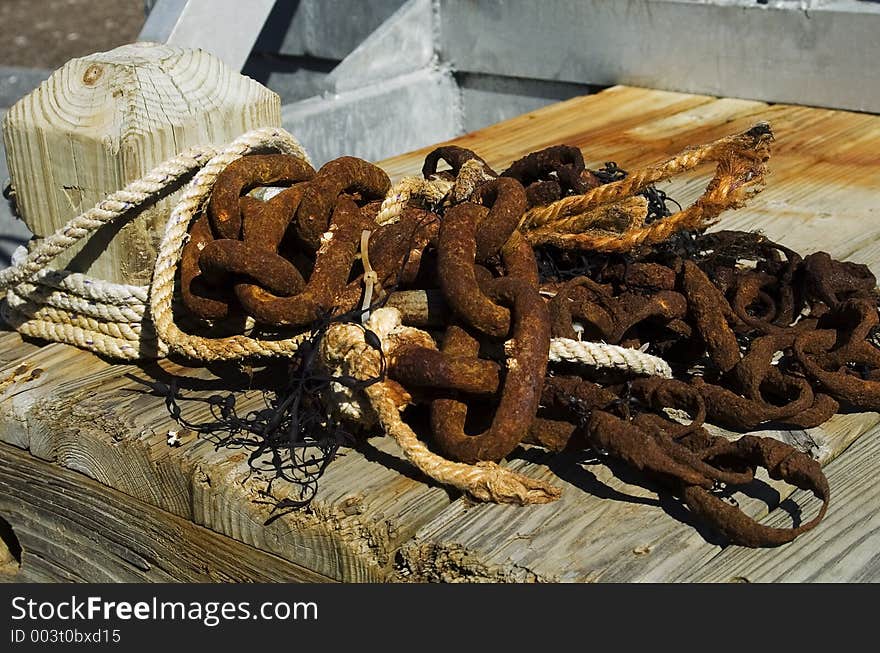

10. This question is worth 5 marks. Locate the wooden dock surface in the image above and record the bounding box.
[2,85,880,582]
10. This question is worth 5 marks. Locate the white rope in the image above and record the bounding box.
[16,267,149,305]
[549,337,673,378]
[0,300,162,360]
[6,280,144,323]
[449,158,496,203]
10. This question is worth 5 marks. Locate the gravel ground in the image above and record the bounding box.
[0,0,145,69]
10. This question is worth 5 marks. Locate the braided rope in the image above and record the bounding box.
[6,283,145,322]
[0,301,162,359]
[520,123,773,252]
[525,195,648,245]
[375,159,492,227]
[449,158,496,203]
[375,176,452,225]
[4,295,143,341]
[20,267,149,306]
[549,338,673,378]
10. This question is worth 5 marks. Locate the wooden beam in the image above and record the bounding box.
[2,42,280,285]
[0,330,454,582]
[0,441,333,582]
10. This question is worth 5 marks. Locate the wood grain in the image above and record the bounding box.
[0,331,455,581]
[2,42,280,285]
[0,442,332,583]
[0,325,40,364]
[397,414,871,582]
[381,86,722,179]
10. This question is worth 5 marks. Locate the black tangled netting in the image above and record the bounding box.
[130,310,386,520]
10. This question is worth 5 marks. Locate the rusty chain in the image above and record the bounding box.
[173,127,880,547]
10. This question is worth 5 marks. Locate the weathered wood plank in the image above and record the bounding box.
[381,85,726,179]
[397,413,871,582]
[0,326,40,364]
[0,358,446,580]
[394,90,880,582]
[680,423,880,583]
[0,442,332,582]
[0,342,115,450]
[0,344,453,581]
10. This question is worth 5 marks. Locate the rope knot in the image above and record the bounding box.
[316,307,563,505]
[319,308,425,425]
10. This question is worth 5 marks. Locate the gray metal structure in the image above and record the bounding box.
[138,0,277,70]
[140,0,880,164]
[440,0,880,114]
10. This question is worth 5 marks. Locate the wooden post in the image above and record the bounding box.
[2,42,280,286]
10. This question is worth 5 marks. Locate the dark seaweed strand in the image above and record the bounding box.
[591,161,627,184]
[535,245,599,282]
[245,213,432,512]
[642,186,681,223]
[126,308,386,520]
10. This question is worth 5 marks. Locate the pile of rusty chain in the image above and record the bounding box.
[181,154,437,326]
[176,124,878,547]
